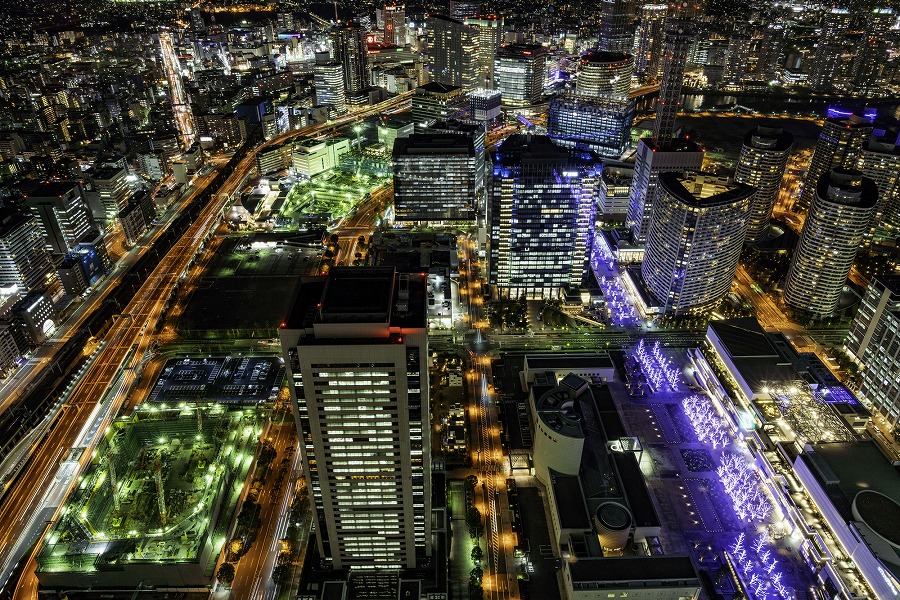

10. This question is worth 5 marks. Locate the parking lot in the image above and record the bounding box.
[148,356,283,405]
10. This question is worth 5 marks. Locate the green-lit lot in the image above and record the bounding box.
[281,170,389,224]
[36,405,262,589]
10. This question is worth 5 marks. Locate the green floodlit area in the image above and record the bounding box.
[281,169,387,224]
[35,405,262,589]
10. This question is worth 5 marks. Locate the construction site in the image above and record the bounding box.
[35,403,262,592]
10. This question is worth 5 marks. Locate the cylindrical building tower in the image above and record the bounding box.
[576,51,634,99]
[642,172,753,314]
[734,123,793,243]
[784,169,878,317]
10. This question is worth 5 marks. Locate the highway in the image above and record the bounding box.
[0,93,414,598]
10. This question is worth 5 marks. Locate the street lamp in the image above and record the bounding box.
[353,124,363,148]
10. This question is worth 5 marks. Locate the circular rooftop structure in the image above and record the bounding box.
[852,490,900,548]
[594,502,632,550]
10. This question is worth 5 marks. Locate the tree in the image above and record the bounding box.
[217,562,235,585]
[258,441,277,467]
[273,564,292,584]
[465,475,478,491]
[330,233,339,244]
[471,545,483,563]
[469,566,483,585]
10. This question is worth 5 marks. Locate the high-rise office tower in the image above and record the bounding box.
[809,8,851,91]
[734,123,793,243]
[548,95,635,157]
[330,22,369,102]
[494,44,548,107]
[852,8,894,95]
[488,135,599,299]
[393,133,482,222]
[279,267,431,570]
[0,206,57,293]
[383,4,407,46]
[426,15,479,91]
[464,15,503,89]
[576,51,633,99]
[722,34,751,85]
[642,172,753,314]
[626,137,704,243]
[846,276,900,427]
[784,169,877,317]
[858,134,900,244]
[634,3,667,82]
[797,115,873,212]
[314,61,348,116]
[654,1,698,143]
[598,0,637,53]
[20,181,95,256]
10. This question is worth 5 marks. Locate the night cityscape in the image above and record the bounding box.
[0,0,900,599]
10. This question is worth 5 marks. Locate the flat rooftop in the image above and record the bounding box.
[568,555,697,583]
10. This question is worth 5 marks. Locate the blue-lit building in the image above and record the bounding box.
[548,94,635,158]
[488,135,599,299]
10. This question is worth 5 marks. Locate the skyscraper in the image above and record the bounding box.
[411,82,467,128]
[575,51,634,99]
[314,61,347,116]
[279,267,431,569]
[858,134,900,244]
[494,44,548,107]
[756,24,785,82]
[20,180,95,256]
[634,3,667,83]
[797,115,873,213]
[0,206,57,293]
[383,4,407,46]
[809,8,851,92]
[330,22,369,102]
[598,0,637,53]
[654,1,698,143]
[626,137,704,243]
[393,133,482,222]
[734,123,793,243]
[846,276,900,428]
[641,172,753,314]
[488,135,599,299]
[463,15,503,89]
[426,15,480,91]
[852,8,895,95]
[722,34,750,86]
[784,169,878,317]
[548,95,635,157]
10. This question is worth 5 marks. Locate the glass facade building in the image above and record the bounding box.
[642,172,753,314]
[548,94,635,158]
[488,135,599,299]
[494,44,548,108]
[575,51,633,99]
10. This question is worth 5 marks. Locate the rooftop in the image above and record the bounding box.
[568,555,697,583]
[581,50,632,64]
[392,134,475,157]
[18,180,79,199]
[660,172,755,207]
